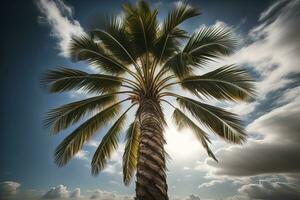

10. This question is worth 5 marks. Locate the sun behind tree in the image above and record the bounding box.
[42,1,255,200]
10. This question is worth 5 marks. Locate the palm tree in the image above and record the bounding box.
[42,1,255,200]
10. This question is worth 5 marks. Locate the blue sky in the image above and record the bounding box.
[0,0,300,200]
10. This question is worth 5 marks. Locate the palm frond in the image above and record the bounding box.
[181,65,255,101]
[163,51,194,78]
[163,2,201,32]
[173,108,217,161]
[184,24,237,65]
[123,119,140,185]
[123,1,159,55]
[41,67,122,93]
[44,93,116,133]
[69,35,126,74]
[54,99,127,167]
[91,104,136,175]
[91,16,135,64]
[175,95,246,144]
[152,2,200,61]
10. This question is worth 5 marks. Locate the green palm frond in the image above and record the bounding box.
[175,95,246,144]
[69,35,126,74]
[91,29,143,77]
[123,119,140,185]
[41,67,122,93]
[163,2,201,32]
[54,99,127,167]
[164,25,237,78]
[91,16,135,64]
[91,104,136,175]
[180,65,255,101]
[123,1,159,55]
[184,24,237,62]
[152,2,201,61]
[173,108,217,161]
[44,93,117,133]
[163,52,194,78]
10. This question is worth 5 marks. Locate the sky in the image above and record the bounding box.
[0,0,300,199]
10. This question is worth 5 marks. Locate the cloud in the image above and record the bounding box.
[185,194,201,200]
[0,181,20,200]
[36,0,84,57]
[89,189,133,200]
[198,179,225,188]
[229,0,300,97]
[70,188,81,198]
[74,150,89,160]
[229,179,300,200]
[205,87,300,177]
[42,185,70,199]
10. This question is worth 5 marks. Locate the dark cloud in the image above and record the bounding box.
[231,180,300,200]
[207,92,300,176]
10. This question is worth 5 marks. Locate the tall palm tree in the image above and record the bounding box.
[42,1,255,200]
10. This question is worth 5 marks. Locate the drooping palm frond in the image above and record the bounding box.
[152,1,201,62]
[54,99,127,167]
[44,93,117,133]
[180,65,255,101]
[69,35,127,74]
[41,67,123,93]
[123,119,140,185]
[91,104,136,175]
[172,108,217,161]
[174,95,246,144]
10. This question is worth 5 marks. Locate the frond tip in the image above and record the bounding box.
[181,65,256,101]
[54,100,126,167]
[173,108,218,162]
[176,95,246,144]
[123,120,140,185]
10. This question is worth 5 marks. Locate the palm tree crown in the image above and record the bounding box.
[42,1,255,199]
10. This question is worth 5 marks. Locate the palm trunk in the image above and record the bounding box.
[135,98,168,200]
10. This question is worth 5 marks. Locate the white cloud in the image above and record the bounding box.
[36,0,84,57]
[70,188,81,198]
[42,185,70,199]
[198,179,225,188]
[89,189,133,200]
[86,140,100,148]
[228,0,300,97]
[0,181,21,200]
[74,150,89,160]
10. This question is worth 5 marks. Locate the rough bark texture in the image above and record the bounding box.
[135,98,168,200]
